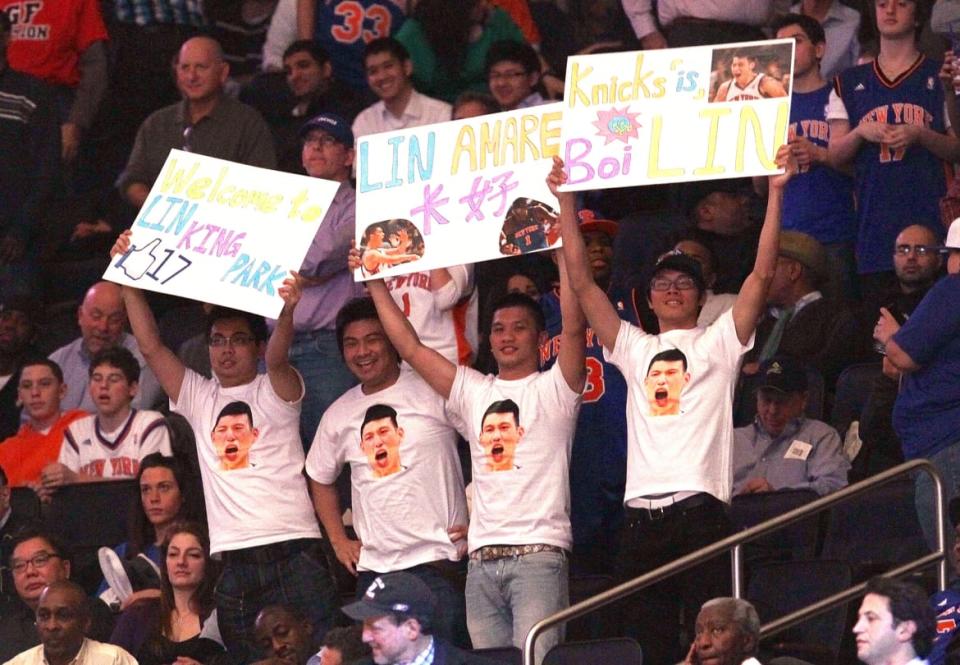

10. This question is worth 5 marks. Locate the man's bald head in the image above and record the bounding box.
[78,282,126,355]
[894,224,942,291]
[176,36,229,105]
[178,36,225,64]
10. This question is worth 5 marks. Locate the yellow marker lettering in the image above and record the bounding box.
[694,106,731,176]
[159,159,200,194]
[568,62,594,109]
[451,125,477,175]
[647,115,684,178]
[540,111,561,157]
[185,177,212,200]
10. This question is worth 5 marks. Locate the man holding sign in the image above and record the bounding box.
[109,233,338,663]
[553,144,796,663]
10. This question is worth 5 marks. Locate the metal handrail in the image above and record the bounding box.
[522,458,946,665]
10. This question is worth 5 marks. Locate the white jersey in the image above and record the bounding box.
[306,369,467,573]
[384,265,478,366]
[60,410,172,479]
[725,73,766,101]
[604,309,753,504]
[172,370,321,554]
[447,363,581,551]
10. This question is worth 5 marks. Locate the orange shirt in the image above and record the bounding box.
[0,410,87,486]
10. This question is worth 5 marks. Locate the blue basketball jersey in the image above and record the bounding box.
[314,0,406,90]
[835,56,947,273]
[784,84,856,244]
[540,286,636,546]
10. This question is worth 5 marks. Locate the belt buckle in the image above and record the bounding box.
[649,505,667,521]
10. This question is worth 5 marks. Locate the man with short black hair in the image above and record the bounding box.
[734,356,849,496]
[352,38,451,140]
[685,597,762,665]
[712,49,788,102]
[4,580,136,665]
[254,604,315,665]
[485,40,544,111]
[307,297,468,645]
[342,572,495,665]
[854,576,936,665]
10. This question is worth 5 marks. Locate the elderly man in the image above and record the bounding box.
[342,572,495,665]
[48,281,162,411]
[0,529,113,661]
[684,597,761,665]
[117,36,275,210]
[734,356,849,497]
[853,577,936,665]
[874,218,960,557]
[4,580,135,665]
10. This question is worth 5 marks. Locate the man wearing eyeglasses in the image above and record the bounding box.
[0,529,113,662]
[485,40,544,111]
[554,143,797,663]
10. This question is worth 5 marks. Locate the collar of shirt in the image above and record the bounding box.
[754,415,805,442]
[517,92,546,109]
[382,90,425,123]
[175,95,228,127]
[43,637,88,665]
[769,290,822,319]
[401,636,435,665]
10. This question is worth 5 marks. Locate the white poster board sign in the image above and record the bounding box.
[104,150,340,318]
[558,39,794,191]
[354,104,563,281]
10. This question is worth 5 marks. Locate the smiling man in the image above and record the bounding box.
[306,297,469,645]
[485,40,544,111]
[352,37,451,140]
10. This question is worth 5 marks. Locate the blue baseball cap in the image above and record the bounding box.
[300,112,354,147]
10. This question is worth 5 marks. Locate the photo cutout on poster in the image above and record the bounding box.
[212,401,259,470]
[498,198,560,256]
[359,219,425,278]
[644,349,691,416]
[709,42,793,103]
[360,404,405,478]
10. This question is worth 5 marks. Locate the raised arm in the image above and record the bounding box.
[731,144,797,346]
[552,157,623,352]
[266,272,306,402]
[351,246,458,398]
[111,231,186,403]
[556,252,586,393]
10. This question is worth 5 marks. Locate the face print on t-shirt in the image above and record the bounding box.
[211,401,259,470]
[479,399,524,471]
[644,349,691,416]
[360,404,404,478]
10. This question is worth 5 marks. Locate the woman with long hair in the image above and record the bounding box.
[110,521,226,664]
[99,453,205,608]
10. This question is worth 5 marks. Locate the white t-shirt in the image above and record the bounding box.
[447,363,581,551]
[172,370,321,554]
[60,410,171,479]
[384,265,478,365]
[605,309,752,504]
[305,369,467,572]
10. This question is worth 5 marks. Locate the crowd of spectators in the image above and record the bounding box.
[0,0,959,664]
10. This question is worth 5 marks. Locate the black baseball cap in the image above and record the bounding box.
[299,112,354,147]
[342,572,437,622]
[756,356,808,395]
[650,251,707,294]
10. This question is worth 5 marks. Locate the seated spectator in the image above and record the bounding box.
[684,597,761,665]
[5,581,136,665]
[485,39,545,111]
[253,604,315,665]
[116,36,276,211]
[41,347,172,493]
[352,38,451,141]
[96,453,205,609]
[49,281,164,412]
[745,230,860,389]
[265,40,363,173]
[0,0,108,164]
[110,521,225,665]
[0,528,114,662]
[0,298,40,440]
[733,357,849,497]
[314,625,368,665]
[0,359,85,488]
[854,577,936,665]
[669,237,737,327]
[396,0,526,102]
[0,12,61,302]
[928,496,960,665]
[451,91,499,120]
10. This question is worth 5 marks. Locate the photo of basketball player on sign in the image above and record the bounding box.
[710,43,792,103]
[498,198,560,256]
[359,219,425,277]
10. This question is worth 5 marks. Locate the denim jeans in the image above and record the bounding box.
[915,441,960,558]
[358,560,469,648]
[215,539,339,664]
[465,550,569,665]
[289,330,357,452]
